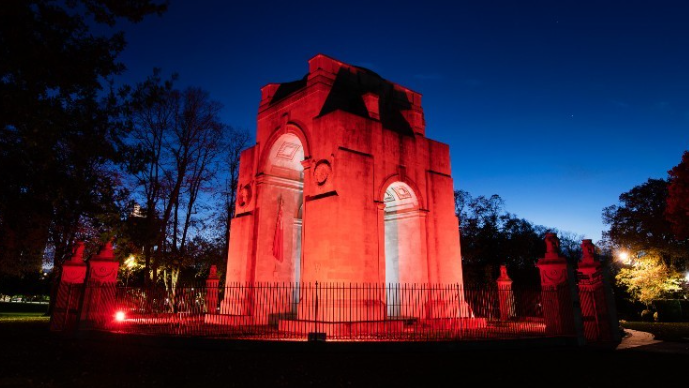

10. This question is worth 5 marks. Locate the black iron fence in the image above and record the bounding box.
[67,282,579,342]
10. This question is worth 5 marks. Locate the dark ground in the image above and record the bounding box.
[1,320,688,388]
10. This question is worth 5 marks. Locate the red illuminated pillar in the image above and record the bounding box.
[536,233,575,337]
[79,241,119,329]
[576,239,612,342]
[50,242,87,332]
[205,265,220,314]
[496,265,515,321]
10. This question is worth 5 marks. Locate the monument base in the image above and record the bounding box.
[420,317,487,330]
[278,318,409,337]
[425,300,473,318]
[297,299,386,321]
[204,313,255,326]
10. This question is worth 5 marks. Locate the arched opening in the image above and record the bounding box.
[383,181,425,317]
[264,132,304,309]
[265,132,305,181]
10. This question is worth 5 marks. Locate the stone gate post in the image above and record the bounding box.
[536,233,577,337]
[205,265,220,314]
[576,239,613,342]
[79,241,119,329]
[496,265,515,321]
[50,242,87,332]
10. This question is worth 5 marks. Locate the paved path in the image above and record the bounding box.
[617,329,689,354]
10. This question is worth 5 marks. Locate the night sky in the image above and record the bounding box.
[113,0,689,242]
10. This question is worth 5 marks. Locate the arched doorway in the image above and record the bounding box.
[263,132,304,293]
[383,181,426,317]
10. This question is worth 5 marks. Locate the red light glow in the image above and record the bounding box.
[115,311,126,322]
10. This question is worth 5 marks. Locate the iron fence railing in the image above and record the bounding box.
[69,282,573,342]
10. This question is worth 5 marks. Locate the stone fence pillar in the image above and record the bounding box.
[205,265,220,314]
[79,240,119,329]
[496,265,515,321]
[50,242,87,332]
[536,233,577,337]
[576,239,613,342]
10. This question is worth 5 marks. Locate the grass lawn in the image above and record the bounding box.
[621,321,689,342]
[0,312,50,322]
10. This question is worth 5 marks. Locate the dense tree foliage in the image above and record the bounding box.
[615,252,682,307]
[603,178,688,265]
[603,178,688,305]
[666,151,689,241]
[0,0,166,286]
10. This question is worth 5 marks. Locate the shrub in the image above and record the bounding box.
[640,309,655,321]
[652,299,687,322]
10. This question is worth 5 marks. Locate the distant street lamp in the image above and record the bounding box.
[125,255,136,288]
[617,250,631,265]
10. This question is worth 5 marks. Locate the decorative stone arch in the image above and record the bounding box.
[261,132,305,181]
[383,182,419,213]
[377,173,425,211]
[258,122,311,174]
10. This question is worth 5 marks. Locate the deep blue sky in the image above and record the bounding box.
[114,0,689,242]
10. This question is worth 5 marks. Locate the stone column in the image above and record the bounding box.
[496,265,515,321]
[576,239,612,342]
[50,242,87,332]
[536,233,575,336]
[80,241,119,329]
[205,265,220,314]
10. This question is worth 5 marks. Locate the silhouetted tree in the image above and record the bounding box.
[455,190,579,285]
[125,70,175,285]
[603,178,688,266]
[558,231,585,264]
[220,127,251,261]
[0,1,166,302]
[666,151,689,241]
[127,72,227,294]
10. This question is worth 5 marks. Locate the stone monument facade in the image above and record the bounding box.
[220,54,466,322]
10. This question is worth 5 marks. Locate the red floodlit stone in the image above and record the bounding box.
[218,54,468,323]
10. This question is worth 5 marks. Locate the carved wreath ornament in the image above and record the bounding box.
[313,160,332,185]
[91,265,117,282]
[62,268,86,284]
[541,268,566,286]
[238,184,252,207]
